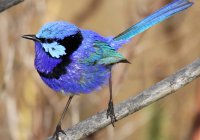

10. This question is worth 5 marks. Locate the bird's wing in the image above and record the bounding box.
[113,0,193,42]
[83,41,129,66]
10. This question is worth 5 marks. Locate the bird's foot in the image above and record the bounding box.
[53,124,66,140]
[107,100,117,127]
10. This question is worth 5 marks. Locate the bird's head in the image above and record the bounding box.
[22,21,83,59]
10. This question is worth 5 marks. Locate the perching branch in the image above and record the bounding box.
[48,58,200,140]
[0,0,23,12]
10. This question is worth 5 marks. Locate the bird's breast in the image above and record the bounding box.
[39,61,110,94]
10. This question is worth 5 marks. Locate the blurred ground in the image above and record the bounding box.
[0,0,199,140]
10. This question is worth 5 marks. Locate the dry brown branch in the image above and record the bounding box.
[0,0,23,12]
[47,58,200,140]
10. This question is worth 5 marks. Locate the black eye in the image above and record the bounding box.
[46,39,53,43]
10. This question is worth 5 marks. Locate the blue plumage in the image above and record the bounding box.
[22,0,193,138]
[114,0,193,41]
[36,21,79,39]
[42,42,67,58]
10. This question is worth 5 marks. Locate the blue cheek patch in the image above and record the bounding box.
[42,42,67,58]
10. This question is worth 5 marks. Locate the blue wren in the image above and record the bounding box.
[22,0,193,139]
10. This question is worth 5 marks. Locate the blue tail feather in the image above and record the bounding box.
[113,0,193,42]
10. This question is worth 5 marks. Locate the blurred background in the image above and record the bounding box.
[0,0,199,140]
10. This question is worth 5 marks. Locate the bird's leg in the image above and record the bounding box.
[53,95,74,139]
[106,70,117,126]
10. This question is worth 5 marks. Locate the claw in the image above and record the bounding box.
[106,100,117,127]
[53,124,66,140]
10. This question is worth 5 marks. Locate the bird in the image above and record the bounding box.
[22,0,193,139]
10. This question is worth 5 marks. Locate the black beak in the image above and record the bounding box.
[22,34,41,42]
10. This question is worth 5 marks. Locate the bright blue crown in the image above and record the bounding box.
[36,21,80,40]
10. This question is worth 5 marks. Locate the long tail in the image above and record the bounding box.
[113,0,193,42]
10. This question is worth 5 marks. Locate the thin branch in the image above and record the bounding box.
[48,58,200,140]
[0,0,23,12]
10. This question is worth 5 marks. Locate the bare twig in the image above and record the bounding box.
[0,0,23,12]
[47,58,200,140]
